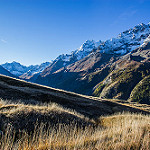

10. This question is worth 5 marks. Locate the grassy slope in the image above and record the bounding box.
[129,75,150,104]
[93,62,150,104]
[0,74,149,117]
[0,110,149,150]
[93,43,150,104]
[0,74,149,149]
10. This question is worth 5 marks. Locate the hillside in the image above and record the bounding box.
[129,75,150,104]
[0,74,149,149]
[0,107,149,150]
[93,40,150,104]
[0,74,149,117]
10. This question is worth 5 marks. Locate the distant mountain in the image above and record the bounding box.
[35,23,150,104]
[20,62,51,81]
[0,65,15,77]
[2,61,51,77]
[2,61,28,76]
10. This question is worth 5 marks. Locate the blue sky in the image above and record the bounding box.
[0,0,150,66]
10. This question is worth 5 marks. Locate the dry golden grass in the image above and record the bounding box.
[101,98,150,112]
[0,99,93,138]
[0,112,149,150]
[0,74,149,149]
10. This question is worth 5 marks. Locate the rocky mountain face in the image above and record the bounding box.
[1,61,50,78]
[40,40,101,76]
[36,52,116,94]
[93,41,150,104]
[96,23,150,55]
[36,41,150,104]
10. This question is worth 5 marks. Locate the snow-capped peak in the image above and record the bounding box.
[1,61,51,77]
[55,40,102,64]
[2,61,28,76]
[46,23,150,74]
[97,23,150,55]
[78,40,101,51]
[74,40,102,60]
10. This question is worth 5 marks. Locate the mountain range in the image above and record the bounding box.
[0,22,150,104]
[1,61,51,79]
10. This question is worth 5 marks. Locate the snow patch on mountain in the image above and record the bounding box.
[141,34,150,47]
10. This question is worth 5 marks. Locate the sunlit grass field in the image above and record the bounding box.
[0,99,149,150]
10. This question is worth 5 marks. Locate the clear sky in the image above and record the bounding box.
[0,0,150,66]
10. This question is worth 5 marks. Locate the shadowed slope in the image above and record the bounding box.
[0,74,149,119]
